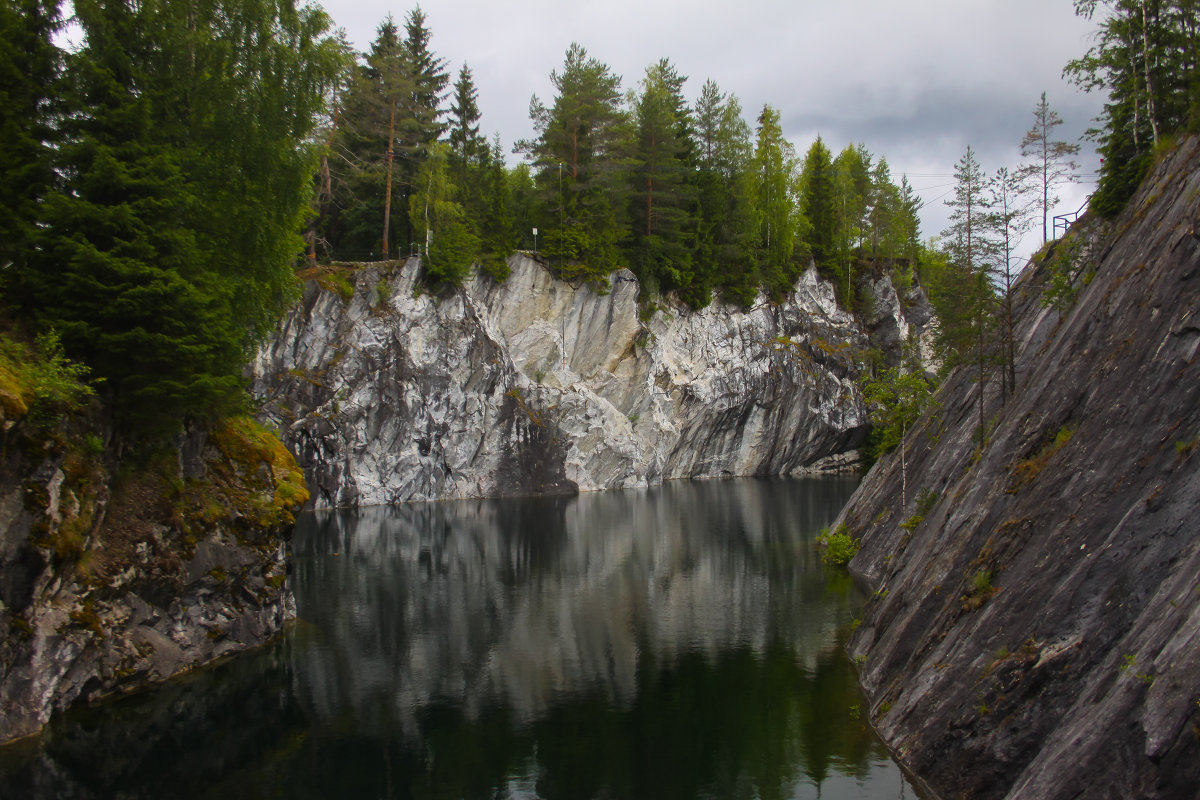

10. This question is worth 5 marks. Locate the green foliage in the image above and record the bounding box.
[0,330,96,428]
[692,80,757,306]
[861,359,936,460]
[801,137,837,279]
[1119,653,1156,685]
[752,105,803,296]
[1017,92,1080,244]
[7,0,342,436]
[199,416,310,528]
[627,59,697,296]
[410,143,480,286]
[1040,234,1087,311]
[0,0,61,272]
[519,43,631,283]
[320,9,449,260]
[962,568,998,611]
[818,523,860,567]
[1066,2,1200,217]
[915,487,939,516]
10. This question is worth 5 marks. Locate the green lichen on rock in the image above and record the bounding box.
[184,416,310,531]
[0,349,33,421]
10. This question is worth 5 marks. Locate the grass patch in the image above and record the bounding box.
[1010,426,1074,489]
[915,487,938,516]
[962,568,998,611]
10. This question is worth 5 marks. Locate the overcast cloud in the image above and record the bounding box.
[335,0,1103,253]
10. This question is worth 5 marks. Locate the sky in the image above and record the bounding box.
[330,0,1106,257]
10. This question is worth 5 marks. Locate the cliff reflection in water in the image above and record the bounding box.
[294,476,861,730]
[1,476,918,799]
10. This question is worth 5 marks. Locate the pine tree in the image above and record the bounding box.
[333,17,413,259]
[1066,1,1200,215]
[938,145,996,443]
[1017,92,1080,242]
[519,43,630,282]
[987,166,1034,399]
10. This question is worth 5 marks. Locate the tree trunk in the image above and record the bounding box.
[1142,0,1160,146]
[383,105,395,260]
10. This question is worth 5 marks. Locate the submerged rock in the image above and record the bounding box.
[837,136,1200,799]
[253,257,916,507]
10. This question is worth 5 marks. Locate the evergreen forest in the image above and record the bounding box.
[2,0,1198,441]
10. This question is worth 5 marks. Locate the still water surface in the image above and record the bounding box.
[0,476,920,799]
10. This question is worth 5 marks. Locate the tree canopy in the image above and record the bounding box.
[4,0,343,434]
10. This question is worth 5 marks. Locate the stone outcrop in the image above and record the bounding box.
[253,257,919,507]
[837,136,1200,798]
[0,415,306,744]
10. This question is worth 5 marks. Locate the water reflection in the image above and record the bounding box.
[0,476,918,799]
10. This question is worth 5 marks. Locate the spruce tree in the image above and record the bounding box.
[693,80,756,305]
[394,5,449,250]
[0,0,60,278]
[20,0,340,433]
[629,58,697,297]
[447,63,485,173]
[800,137,836,282]
[753,105,801,296]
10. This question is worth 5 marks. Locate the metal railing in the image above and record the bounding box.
[1052,196,1091,239]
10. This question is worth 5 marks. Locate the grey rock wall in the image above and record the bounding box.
[253,256,908,508]
[836,136,1200,799]
[0,421,299,745]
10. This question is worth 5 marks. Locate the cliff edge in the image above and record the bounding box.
[252,258,925,507]
[838,137,1200,798]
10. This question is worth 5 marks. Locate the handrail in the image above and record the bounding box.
[1052,195,1091,239]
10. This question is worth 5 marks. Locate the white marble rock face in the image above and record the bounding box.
[252,255,921,508]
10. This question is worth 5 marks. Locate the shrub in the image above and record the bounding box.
[819,523,860,567]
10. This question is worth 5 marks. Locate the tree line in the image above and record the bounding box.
[314,17,928,311]
[4,1,1190,441]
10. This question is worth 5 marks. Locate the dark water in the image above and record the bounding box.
[0,476,920,799]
